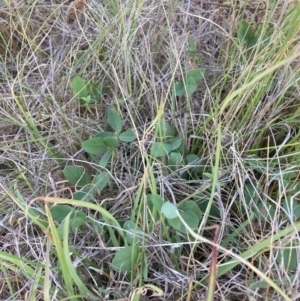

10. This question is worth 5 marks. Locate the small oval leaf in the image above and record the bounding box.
[69,211,86,229]
[158,120,174,138]
[71,75,88,99]
[168,138,183,151]
[111,246,139,272]
[238,20,255,44]
[197,198,220,218]
[73,186,95,201]
[167,216,181,230]
[93,172,109,192]
[185,76,197,94]
[50,205,73,222]
[63,166,91,187]
[179,211,199,232]
[103,137,119,148]
[161,201,178,219]
[82,137,106,154]
[150,142,172,158]
[96,131,117,139]
[123,220,142,245]
[89,81,102,101]
[178,201,202,218]
[150,194,164,210]
[119,130,136,142]
[99,149,113,168]
[168,211,199,233]
[174,82,185,97]
[185,154,204,173]
[108,108,122,133]
[186,68,205,84]
[169,152,183,171]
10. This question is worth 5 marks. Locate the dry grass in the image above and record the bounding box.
[0,0,300,300]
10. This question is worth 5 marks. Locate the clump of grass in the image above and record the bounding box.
[0,0,300,300]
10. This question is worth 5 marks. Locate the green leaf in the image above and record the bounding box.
[79,95,91,105]
[167,216,181,230]
[69,211,86,230]
[169,152,183,171]
[177,140,185,154]
[103,137,119,148]
[96,131,117,139]
[283,197,300,221]
[174,69,205,97]
[63,166,91,187]
[186,154,205,173]
[186,68,205,84]
[99,149,113,168]
[71,75,88,99]
[178,201,202,218]
[89,82,102,101]
[172,212,198,232]
[73,186,95,201]
[161,201,178,219]
[174,82,185,97]
[180,171,189,180]
[150,142,172,158]
[50,205,73,222]
[93,172,109,192]
[50,207,86,237]
[119,130,136,142]
[276,240,298,271]
[238,20,255,44]
[168,210,199,233]
[186,154,200,164]
[185,76,197,94]
[158,119,174,138]
[56,212,83,238]
[108,108,122,133]
[150,194,164,210]
[167,202,201,233]
[168,138,183,151]
[248,34,259,48]
[82,137,107,154]
[196,198,220,218]
[111,246,139,272]
[123,220,142,245]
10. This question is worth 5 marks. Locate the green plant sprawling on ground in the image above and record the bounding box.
[0,0,300,300]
